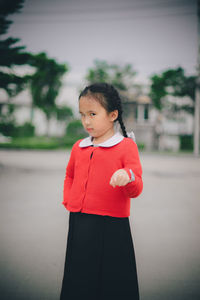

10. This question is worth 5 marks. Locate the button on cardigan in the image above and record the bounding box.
[62,133,143,218]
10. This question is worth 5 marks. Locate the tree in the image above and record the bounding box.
[85,59,137,91]
[0,0,30,97]
[0,0,32,136]
[28,52,70,136]
[0,0,24,34]
[149,67,196,113]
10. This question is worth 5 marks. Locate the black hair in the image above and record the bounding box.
[79,82,128,137]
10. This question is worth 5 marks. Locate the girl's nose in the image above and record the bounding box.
[84,117,90,125]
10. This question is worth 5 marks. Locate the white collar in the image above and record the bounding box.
[79,132,124,148]
[79,131,136,148]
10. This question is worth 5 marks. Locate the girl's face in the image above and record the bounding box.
[79,96,118,143]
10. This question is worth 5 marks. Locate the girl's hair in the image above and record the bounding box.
[79,82,128,137]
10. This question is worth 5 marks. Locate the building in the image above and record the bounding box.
[120,91,157,151]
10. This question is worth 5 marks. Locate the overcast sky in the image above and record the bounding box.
[8,0,198,84]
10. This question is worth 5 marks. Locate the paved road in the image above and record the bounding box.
[0,149,200,300]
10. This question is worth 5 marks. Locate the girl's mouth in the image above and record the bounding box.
[86,128,93,132]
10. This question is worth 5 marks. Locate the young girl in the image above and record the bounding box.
[60,83,143,300]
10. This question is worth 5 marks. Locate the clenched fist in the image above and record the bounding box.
[110,169,130,187]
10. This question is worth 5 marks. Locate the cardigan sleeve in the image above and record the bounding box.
[62,142,78,206]
[122,139,143,198]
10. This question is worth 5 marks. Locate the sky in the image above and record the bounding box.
[8,0,198,86]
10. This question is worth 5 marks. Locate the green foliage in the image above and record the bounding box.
[0,37,30,67]
[149,67,196,112]
[0,120,16,136]
[86,60,109,83]
[0,100,34,137]
[0,136,59,149]
[85,59,137,91]
[0,120,35,138]
[28,52,69,111]
[179,135,193,151]
[0,68,29,97]
[28,52,70,133]
[137,143,145,151]
[149,74,167,110]
[55,106,73,121]
[0,0,25,35]
[0,136,80,149]
[66,119,86,138]
[0,0,30,97]
[15,122,35,137]
[0,102,16,136]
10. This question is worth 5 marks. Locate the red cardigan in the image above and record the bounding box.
[62,137,143,218]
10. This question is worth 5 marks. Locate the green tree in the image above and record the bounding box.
[0,0,31,137]
[28,52,70,136]
[0,0,30,97]
[149,67,196,112]
[85,59,137,91]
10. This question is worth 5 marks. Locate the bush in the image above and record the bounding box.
[15,122,35,137]
[179,135,193,151]
[66,119,86,138]
[0,121,35,138]
[0,121,16,137]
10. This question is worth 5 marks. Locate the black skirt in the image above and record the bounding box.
[60,212,140,300]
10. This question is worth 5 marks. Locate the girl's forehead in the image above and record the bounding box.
[79,96,103,110]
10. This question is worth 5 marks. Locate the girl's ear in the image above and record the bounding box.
[110,110,118,122]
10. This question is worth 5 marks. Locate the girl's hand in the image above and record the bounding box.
[110,169,130,187]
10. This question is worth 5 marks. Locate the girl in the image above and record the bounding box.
[60,83,143,300]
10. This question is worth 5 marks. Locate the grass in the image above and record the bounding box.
[0,135,81,150]
[0,136,195,154]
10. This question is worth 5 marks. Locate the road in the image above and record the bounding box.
[0,149,200,300]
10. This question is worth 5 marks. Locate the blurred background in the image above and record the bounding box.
[0,0,198,152]
[0,0,200,299]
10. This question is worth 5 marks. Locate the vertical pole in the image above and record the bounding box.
[194,0,200,156]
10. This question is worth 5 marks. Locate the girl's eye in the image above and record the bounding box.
[90,113,96,116]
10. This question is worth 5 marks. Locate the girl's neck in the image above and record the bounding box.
[92,128,115,145]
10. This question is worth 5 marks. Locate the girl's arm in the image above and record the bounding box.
[62,143,77,205]
[110,140,143,198]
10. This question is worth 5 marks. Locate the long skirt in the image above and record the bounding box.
[60,211,140,300]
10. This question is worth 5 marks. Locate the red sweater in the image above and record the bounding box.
[62,136,143,218]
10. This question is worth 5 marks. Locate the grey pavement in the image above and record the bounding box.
[0,149,200,300]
